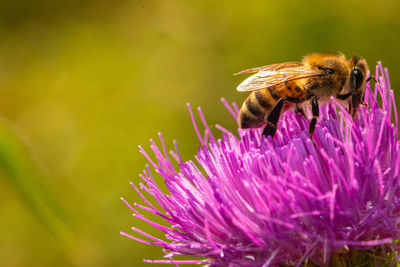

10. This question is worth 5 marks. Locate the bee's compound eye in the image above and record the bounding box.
[351,67,364,89]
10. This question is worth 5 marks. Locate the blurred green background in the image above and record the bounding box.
[0,0,399,266]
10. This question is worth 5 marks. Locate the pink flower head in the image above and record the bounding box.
[122,63,400,266]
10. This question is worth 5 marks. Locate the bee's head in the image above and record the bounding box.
[349,56,369,115]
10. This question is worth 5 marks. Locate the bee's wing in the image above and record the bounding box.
[233,62,302,75]
[236,63,324,92]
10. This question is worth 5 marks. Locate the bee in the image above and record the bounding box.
[235,53,371,139]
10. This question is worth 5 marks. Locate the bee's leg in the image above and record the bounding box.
[337,92,353,100]
[262,98,284,137]
[348,102,353,115]
[262,123,278,138]
[337,92,356,115]
[262,97,304,138]
[295,105,307,119]
[309,97,319,142]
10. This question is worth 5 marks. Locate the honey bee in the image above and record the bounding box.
[235,53,371,139]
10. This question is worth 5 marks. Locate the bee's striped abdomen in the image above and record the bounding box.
[239,88,276,129]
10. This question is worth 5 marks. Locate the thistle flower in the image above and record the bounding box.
[121,63,400,266]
